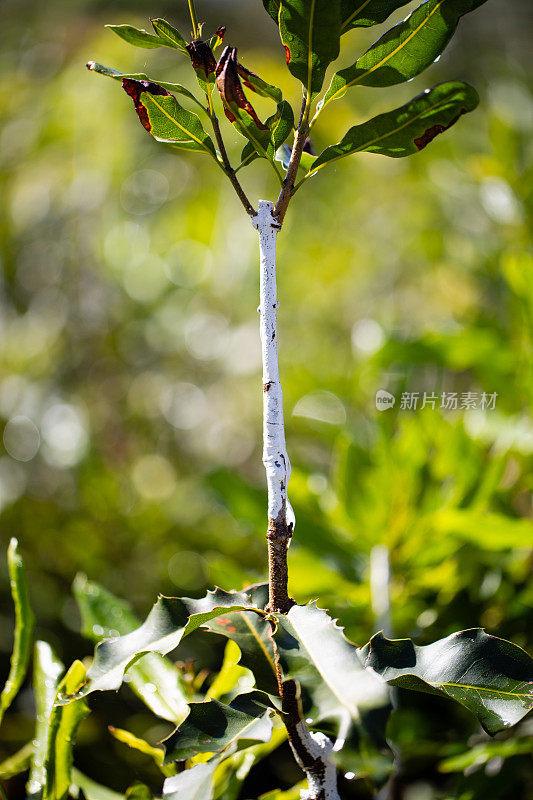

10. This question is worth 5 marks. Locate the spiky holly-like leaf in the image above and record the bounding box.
[203,584,279,694]
[359,629,533,734]
[58,588,266,702]
[163,692,276,762]
[309,81,479,177]
[74,574,188,724]
[273,603,389,732]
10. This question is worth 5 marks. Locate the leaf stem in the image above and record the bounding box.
[187,0,200,39]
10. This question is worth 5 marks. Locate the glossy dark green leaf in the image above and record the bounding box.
[341,1,411,31]
[59,588,265,702]
[150,18,188,52]
[262,1,281,23]
[278,0,341,95]
[273,603,388,731]
[45,661,89,800]
[162,763,215,800]
[358,629,533,734]
[322,0,488,108]
[105,24,163,49]
[203,585,278,695]
[309,82,479,177]
[239,102,294,170]
[0,539,35,725]
[27,642,63,800]
[121,79,217,158]
[86,62,204,110]
[163,692,275,762]
[74,575,188,723]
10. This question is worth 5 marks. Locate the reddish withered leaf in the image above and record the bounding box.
[413,111,465,150]
[215,46,267,128]
[122,78,169,132]
[185,40,217,76]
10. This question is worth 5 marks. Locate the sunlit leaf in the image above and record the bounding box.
[262,1,281,24]
[203,585,278,695]
[341,1,411,31]
[163,763,215,800]
[0,741,33,779]
[0,539,35,725]
[27,642,63,800]
[321,0,488,108]
[239,102,294,169]
[163,692,275,762]
[59,588,265,701]
[74,574,188,724]
[125,784,153,800]
[438,736,533,773]
[45,661,89,800]
[273,603,389,732]
[278,0,341,95]
[150,18,188,52]
[309,82,478,177]
[86,62,204,109]
[108,726,175,776]
[121,79,217,158]
[105,24,164,49]
[359,629,533,734]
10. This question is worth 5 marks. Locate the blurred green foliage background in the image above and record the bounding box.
[0,1,532,798]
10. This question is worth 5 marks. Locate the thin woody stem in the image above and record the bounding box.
[281,680,341,800]
[252,200,294,614]
[208,94,256,216]
[274,94,311,224]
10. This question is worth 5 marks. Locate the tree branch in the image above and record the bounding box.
[252,200,294,614]
[273,95,310,225]
[210,109,256,216]
[282,679,340,800]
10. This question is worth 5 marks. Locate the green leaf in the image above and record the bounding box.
[438,737,533,773]
[86,62,204,110]
[109,726,177,777]
[278,0,341,96]
[45,661,89,800]
[162,692,275,762]
[74,575,188,724]
[106,24,164,50]
[150,18,188,52]
[60,588,265,702]
[262,1,281,23]
[27,642,64,799]
[0,539,35,725]
[203,586,278,695]
[341,1,411,31]
[273,603,388,731]
[239,102,294,170]
[72,770,124,800]
[163,763,215,800]
[121,79,217,158]
[322,0,488,108]
[0,741,34,779]
[125,784,153,800]
[358,629,533,734]
[309,81,479,177]
[238,71,283,104]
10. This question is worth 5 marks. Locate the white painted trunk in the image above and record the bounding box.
[252,200,292,527]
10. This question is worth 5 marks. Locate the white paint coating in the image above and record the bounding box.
[292,721,341,800]
[252,201,292,524]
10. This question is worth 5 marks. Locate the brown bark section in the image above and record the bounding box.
[266,502,294,614]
